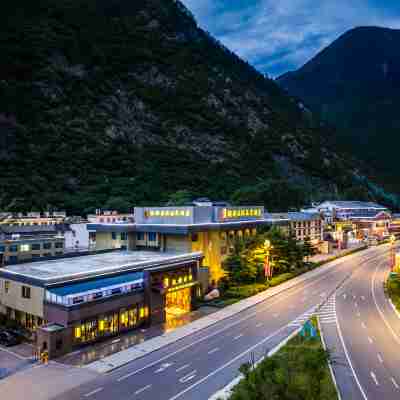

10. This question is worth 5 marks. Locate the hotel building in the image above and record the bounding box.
[88,202,271,285]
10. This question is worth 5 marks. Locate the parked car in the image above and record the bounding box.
[0,330,20,347]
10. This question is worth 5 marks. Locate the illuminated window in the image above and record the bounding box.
[164,277,169,288]
[185,210,190,217]
[75,326,81,338]
[20,244,30,252]
[4,281,10,294]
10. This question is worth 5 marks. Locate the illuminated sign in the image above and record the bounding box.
[221,208,263,220]
[144,209,191,218]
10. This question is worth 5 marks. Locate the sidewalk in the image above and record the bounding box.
[86,245,376,374]
[310,243,366,264]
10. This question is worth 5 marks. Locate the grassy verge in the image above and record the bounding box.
[227,317,338,400]
[386,273,400,311]
[313,244,368,267]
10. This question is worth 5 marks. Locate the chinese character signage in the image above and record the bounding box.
[144,209,191,218]
[220,207,263,220]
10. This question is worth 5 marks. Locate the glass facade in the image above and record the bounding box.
[73,304,147,345]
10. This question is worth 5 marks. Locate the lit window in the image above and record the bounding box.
[4,281,10,294]
[75,326,81,338]
[164,278,169,288]
[20,244,30,252]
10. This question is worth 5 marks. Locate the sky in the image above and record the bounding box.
[180,0,400,77]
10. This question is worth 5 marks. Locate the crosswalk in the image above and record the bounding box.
[288,295,337,327]
[318,296,337,324]
[288,306,318,328]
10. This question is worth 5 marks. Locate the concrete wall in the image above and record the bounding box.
[165,235,191,253]
[65,223,89,250]
[95,232,128,251]
[0,279,44,318]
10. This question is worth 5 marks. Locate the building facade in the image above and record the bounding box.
[0,211,66,226]
[306,201,391,242]
[88,204,271,285]
[0,225,66,265]
[0,251,202,358]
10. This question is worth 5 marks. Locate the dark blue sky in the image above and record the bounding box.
[181,0,400,77]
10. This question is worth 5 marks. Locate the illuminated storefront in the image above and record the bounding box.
[0,250,202,359]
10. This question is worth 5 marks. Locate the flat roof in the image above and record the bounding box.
[88,219,271,235]
[0,250,202,286]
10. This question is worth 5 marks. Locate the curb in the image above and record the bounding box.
[208,327,302,400]
[388,298,400,321]
[317,316,342,400]
[85,247,378,373]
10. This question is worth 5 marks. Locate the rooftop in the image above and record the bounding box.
[0,250,202,286]
[318,201,387,209]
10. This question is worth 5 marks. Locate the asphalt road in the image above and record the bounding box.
[50,246,388,400]
[334,246,400,399]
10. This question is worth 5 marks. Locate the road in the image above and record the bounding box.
[48,246,387,400]
[331,245,400,399]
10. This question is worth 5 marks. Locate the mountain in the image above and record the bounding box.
[277,26,400,191]
[0,2,395,214]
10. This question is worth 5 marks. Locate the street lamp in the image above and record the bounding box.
[264,239,272,280]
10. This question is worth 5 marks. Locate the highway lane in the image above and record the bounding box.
[336,246,400,399]
[53,247,387,400]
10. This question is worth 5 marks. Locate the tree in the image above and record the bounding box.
[165,190,193,206]
[302,236,316,261]
[103,196,131,213]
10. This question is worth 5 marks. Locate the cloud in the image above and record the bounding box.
[180,0,400,77]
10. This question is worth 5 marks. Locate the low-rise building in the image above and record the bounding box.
[0,211,66,226]
[89,202,271,285]
[0,225,66,265]
[268,212,323,246]
[305,201,391,242]
[0,250,202,358]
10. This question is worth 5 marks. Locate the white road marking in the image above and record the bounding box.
[134,384,152,395]
[155,362,174,373]
[111,338,121,344]
[370,371,379,386]
[84,387,104,397]
[256,322,264,327]
[361,322,367,329]
[377,354,383,363]
[179,370,197,383]
[343,293,347,299]
[166,321,300,400]
[233,334,244,341]
[176,364,190,372]
[391,377,399,389]
[368,337,373,344]
[356,312,361,317]
[355,302,358,308]
[361,296,366,301]
[208,347,220,355]
[115,275,326,381]
[336,304,368,400]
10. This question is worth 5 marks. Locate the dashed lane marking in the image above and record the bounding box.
[176,364,191,373]
[134,385,152,396]
[391,377,399,389]
[377,354,383,364]
[84,388,104,397]
[233,334,244,341]
[208,347,220,355]
[370,371,379,386]
[179,370,197,383]
[368,337,373,344]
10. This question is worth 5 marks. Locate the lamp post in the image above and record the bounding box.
[390,234,396,272]
[264,239,272,280]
